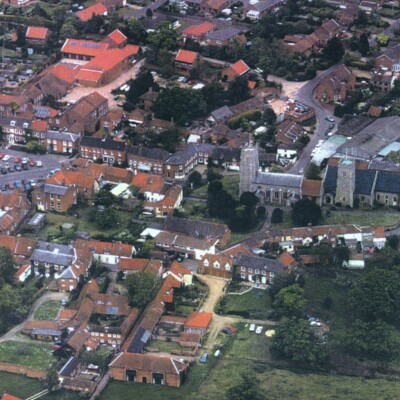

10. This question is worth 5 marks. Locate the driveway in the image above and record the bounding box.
[0,291,66,343]
[62,59,145,110]
[287,62,343,175]
[0,149,69,192]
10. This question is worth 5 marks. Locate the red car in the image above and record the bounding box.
[14,157,21,163]
[29,159,36,167]
[7,182,14,190]
[0,153,5,159]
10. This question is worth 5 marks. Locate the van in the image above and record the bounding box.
[249,324,256,332]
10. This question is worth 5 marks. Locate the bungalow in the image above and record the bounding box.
[205,27,245,47]
[184,311,212,335]
[221,59,250,82]
[109,353,188,387]
[174,50,200,72]
[25,26,50,46]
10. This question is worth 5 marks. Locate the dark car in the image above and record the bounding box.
[1,168,7,174]
[15,164,22,171]
[22,163,28,170]
[1,184,6,191]
[7,165,14,172]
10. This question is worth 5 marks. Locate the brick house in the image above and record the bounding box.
[0,235,36,265]
[182,22,216,42]
[61,39,109,61]
[202,0,230,15]
[315,65,355,103]
[199,254,233,279]
[0,190,30,235]
[46,169,100,205]
[235,255,285,284]
[43,131,80,154]
[103,30,128,48]
[58,92,108,134]
[221,59,250,82]
[109,353,188,387]
[205,27,245,46]
[0,94,27,117]
[174,50,200,72]
[79,136,127,164]
[31,119,48,141]
[0,116,31,144]
[32,184,78,212]
[25,26,50,46]
[128,145,170,174]
[375,44,400,70]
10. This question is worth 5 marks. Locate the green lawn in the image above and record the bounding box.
[0,372,81,399]
[34,301,61,321]
[219,289,271,319]
[324,210,400,228]
[0,341,54,371]
[191,175,239,200]
[150,340,182,353]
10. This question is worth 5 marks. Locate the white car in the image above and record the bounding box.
[255,326,263,334]
[249,324,256,332]
[2,155,10,161]
[36,160,43,167]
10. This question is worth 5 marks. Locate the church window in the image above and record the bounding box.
[274,191,279,199]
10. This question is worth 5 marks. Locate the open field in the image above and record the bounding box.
[34,301,61,321]
[0,341,54,371]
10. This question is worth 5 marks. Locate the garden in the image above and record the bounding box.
[34,301,61,321]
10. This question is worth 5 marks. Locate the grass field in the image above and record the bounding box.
[0,371,81,399]
[191,175,239,200]
[219,289,271,318]
[0,341,54,371]
[34,301,61,321]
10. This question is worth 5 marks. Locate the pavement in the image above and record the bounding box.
[62,59,145,110]
[0,148,70,192]
[287,62,343,175]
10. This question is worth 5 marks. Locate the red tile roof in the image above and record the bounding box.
[301,179,322,198]
[26,26,49,40]
[184,312,212,329]
[47,169,96,190]
[132,173,165,194]
[14,264,30,280]
[59,309,77,321]
[61,39,109,58]
[77,239,134,258]
[175,49,198,64]
[50,64,78,84]
[278,251,295,268]
[107,29,127,46]
[76,2,107,21]
[119,258,149,271]
[182,22,216,37]
[32,119,48,132]
[2,394,21,400]
[231,59,250,76]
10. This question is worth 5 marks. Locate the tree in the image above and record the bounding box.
[147,21,178,51]
[227,77,250,105]
[188,171,202,188]
[376,33,389,47]
[125,271,160,308]
[355,9,368,26]
[358,33,369,56]
[95,189,118,207]
[291,198,322,226]
[94,208,119,229]
[269,272,296,300]
[43,368,59,391]
[386,235,399,250]
[153,87,207,125]
[80,348,113,369]
[125,17,147,44]
[310,243,334,269]
[226,372,265,400]
[271,208,283,223]
[201,81,226,113]
[256,206,266,220]
[263,107,277,125]
[146,7,153,18]
[157,128,181,152]
[270,318,328,365]
[60,19,78,40]
[239,192,259,209]
[207,181,236,220]
[322,37,344,64]
[126,70,154,105]
[337,319,400,360]
[0,247,15,285]
[273,284,307,317]
[305,162,321,180]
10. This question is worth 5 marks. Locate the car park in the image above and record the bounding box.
[22,157,28,164]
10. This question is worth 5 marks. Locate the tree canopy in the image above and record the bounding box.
[226,372,265,400]
[291,198,322,226]
[273,284,307,317]
[124,271,160,308]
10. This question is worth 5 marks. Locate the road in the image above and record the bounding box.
[0,149,69,192]
[0,291,66,343]
[288,63,343,175]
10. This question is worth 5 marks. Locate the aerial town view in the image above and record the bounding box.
[1,0,400,399]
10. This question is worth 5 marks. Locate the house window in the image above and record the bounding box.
[248,268,253,274]
[225,264,231,271]
[262,270,266,276]
[240,266,245,272]
[255,269,260,275]
[240,272,246,279]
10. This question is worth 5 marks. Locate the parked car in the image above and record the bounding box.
[30,179,36,187]
[22,163,28,170]
[36,160,43,167]
[7,182,14,190]
[199,353,208,363]
[324,115,335,122]
[29,159,36,167]
[14,157,21,163]
[14,181,20,188]
[255,326,263,334]
[0,153,5,159]
[225,325,237,334]
[15,164,22,171]
[1,168,7,174]
[7,165,13,172]
[22,157,28,164]
[1,184,6,191]
[249,324,256,332]
[2,155,9,161]
[222,327,233,336]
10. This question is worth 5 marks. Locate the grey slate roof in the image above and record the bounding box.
[354,169,376,195]
[164,216,228,240]
[32,328,62,336]
[80,136,127,151]
[0,116,31,129]
[254,172,303,188]
[59,357,80,377]
[128,145,170,161]
[165,143,214,165]
[30,240,76,267]
[210,105,234,122]
[43,184,69,195]
[375,171,400,193]
[46,130,80,142]
[235,255,284,272]
[205,27,242,41]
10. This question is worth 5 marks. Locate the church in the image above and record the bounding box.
[239,144,322,206]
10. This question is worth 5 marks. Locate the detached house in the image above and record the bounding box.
[174,50,200,72]
[375,44,400,70]
[25,26,50,46]
[79,137,127,164]
[76,2,108,21]
[221,59,250,82]
[182,22,216,42]
[32,184,78,212]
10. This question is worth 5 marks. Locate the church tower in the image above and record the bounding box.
[239,143,259,195]
[335,158,356,207]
